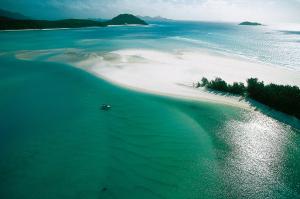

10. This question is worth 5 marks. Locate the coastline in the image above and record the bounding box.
[2,18,300,199]
[88,69,252,109]
[15,47,300,112]
[1,56,299,199]
[86,66,300,129]
[74,49,300,108]
[0,24,147,32]
[0,26,101,32]
[79,49,300,128]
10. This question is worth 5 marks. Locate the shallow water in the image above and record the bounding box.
[1,21,300,69]
[1,22,300,199]
[0,56,299,199]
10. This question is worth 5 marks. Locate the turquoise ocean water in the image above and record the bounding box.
[0,21,300,198]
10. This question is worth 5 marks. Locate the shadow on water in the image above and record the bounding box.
[205,89,300,130]
[245,98,300,131]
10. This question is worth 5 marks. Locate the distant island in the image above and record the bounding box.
[239,21,262,26]
[104,14,147,25]
[197,77,300,119]
[0,8,30,20]
[0,13,148,30]
[138,15,174,22]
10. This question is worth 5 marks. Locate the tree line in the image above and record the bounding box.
[197,77,300,119]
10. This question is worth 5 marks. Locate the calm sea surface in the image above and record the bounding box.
[0,21,300,199]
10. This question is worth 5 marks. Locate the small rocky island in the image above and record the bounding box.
[0,13,148,30]
[239,21,262,26]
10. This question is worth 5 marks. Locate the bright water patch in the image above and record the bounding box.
[1,21,300,70]
[0,56,300,198]
[1,21,300,199]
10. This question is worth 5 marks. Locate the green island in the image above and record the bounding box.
[0,14,148,30]
[239,21,262,26]
[197,77,300,119]
[0,8,29,19]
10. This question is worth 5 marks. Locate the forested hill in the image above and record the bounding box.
[0,13,148,30]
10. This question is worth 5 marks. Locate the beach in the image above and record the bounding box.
[1,21,300,199]
[16,47,300,109]
[79,49,300,105]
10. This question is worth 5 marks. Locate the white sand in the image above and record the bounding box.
[74,49,300,108]
[15,48,300,108]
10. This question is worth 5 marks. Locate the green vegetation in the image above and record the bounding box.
[199,77,246,95]
[138,15,174,22]
[0,18,106,30]
[104,14,148,25]
[0,14,148,30]
[239,21,262,26]
[0,8,30,20]
[198,77,300,119]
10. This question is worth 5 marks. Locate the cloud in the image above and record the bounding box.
[0,0,300,23]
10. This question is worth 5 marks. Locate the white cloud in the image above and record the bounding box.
[64,0,300,23]
[1,0,300,23]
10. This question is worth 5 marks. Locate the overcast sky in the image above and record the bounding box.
[1,0,300,23]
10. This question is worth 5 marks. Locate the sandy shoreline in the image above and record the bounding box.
[15,47,300,109]
[73,48,299,109]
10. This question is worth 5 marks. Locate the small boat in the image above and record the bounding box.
[101,104,111,111]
